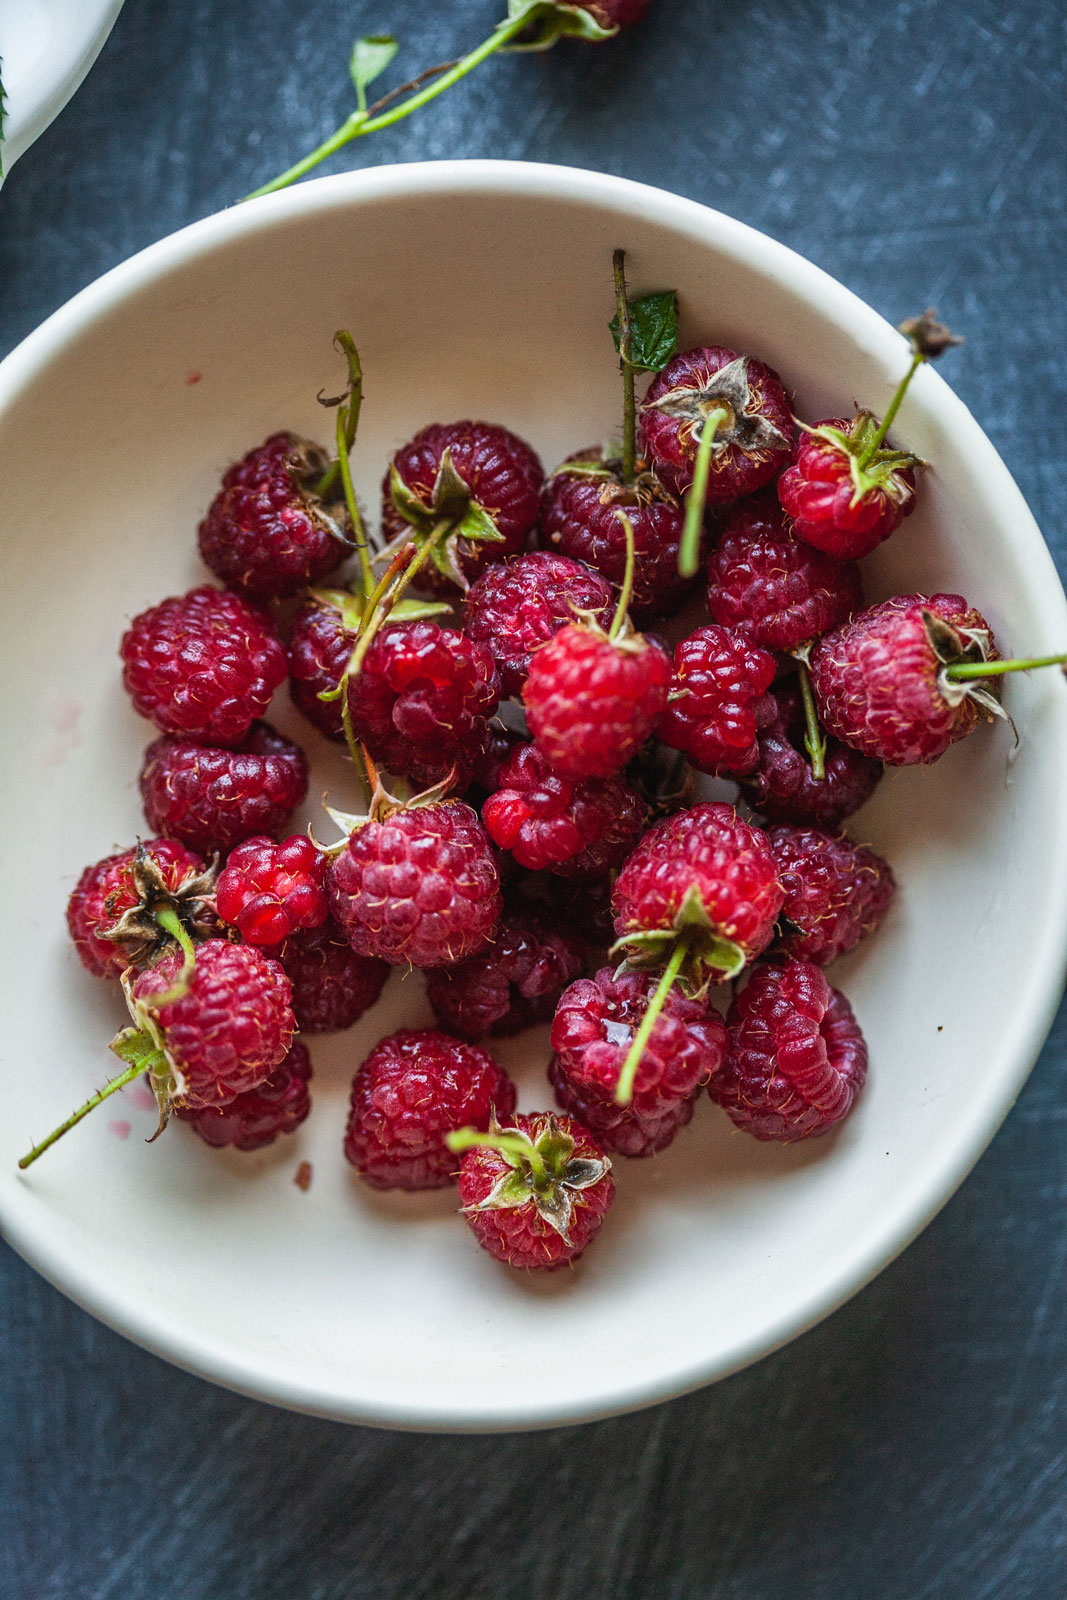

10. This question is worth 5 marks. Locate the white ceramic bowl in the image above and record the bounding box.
[2,162,1066,1432]
[0,0,125,177]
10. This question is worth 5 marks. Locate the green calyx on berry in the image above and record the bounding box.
[612,885,747,993]
[99,844,217,968]
[608,248,679,484]
[386,450,505,590]
[316,760,460,856]
[448,1114,610,1242]
[926,610,1067,728]
[503,1,617,51]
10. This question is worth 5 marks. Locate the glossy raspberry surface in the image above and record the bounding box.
[464,551,614,696]
[481,741,645,875]
[66,839,209,980]
[738,680,883,828]
[426,909,585,1039]
[523,624,671,779]
[641,347,793,502]
[657,624,777,776]
[768,824,895,966]
[548,1056,697,1158]
[286,599,355,740]
[216,834,328,946]
[176,1040,312,1151]
[778,419,916,561]
[271,919,389,1034]
[139,722,308,856]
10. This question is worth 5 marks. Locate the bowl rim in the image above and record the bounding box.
[3,159,1067,1432]
[0,0,127,175]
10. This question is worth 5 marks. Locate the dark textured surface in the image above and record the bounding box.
[2,1,1066,1595]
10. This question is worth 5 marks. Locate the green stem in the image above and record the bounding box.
[18,1060,146,1170]
[334,402,375,602]
[316,331,364,502]
[446,1126,546,1184]
[678,410,725,578]
[615,937,692,1107]
[609,512,637,639]
[153,905,196,966]
[857,351,922,469]
[794,656,827,781]
[612,248,637,483]
[944,653,1067,681]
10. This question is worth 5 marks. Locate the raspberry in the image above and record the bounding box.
[216,834,329,946]
[464,723,529,807]
[640,347,793,502]
[464,551,614,696]
[197,432,350,599]
[510,868,617,950]
[328,800,502,968]
[286,597,354,740]
[768,824,895,966]
[738,680,883,828]
[176,1040,312,1152]
[657,624,777,777]
[454,1112,614,1270]
[810,593,1000,765]
[426,908,585,1039]
[706,493,864,654]
[779,419,916,561]
[710,958,868,1141]
[139,722,308,856]
[523,623,671,780]
[66,839,215,980]
[548,1056,697,1158]
[271,919,389,1033]
[481,741,645,875]
[585,0,652,23]
[120,585,286,747]
[344,1028,516,1190]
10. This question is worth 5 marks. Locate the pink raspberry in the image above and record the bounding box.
[548,1056,697,1158]
[464,551,614,696]
[344,1029,516,1191]
[710,958,868,1141]
[523,623,671,779]
[768,824,895,966]
[176,1040,313,1152]
[738,679,883,828]
[426,909,585,1039]
[657,624,777,777]
[66,839,215,980]
[270,919,389,1034]
[120,585,286,746]
[216,834,328,946]
[139,721,308,856]
[779,419,916,561]
[481,741,645,875]
[286,597,355,740]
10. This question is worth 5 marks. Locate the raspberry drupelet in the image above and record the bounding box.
[481,741,645,875]
[738,679,883,829]
[270,918,389,1034]
[657,624,777,777]
[139,722,308,856]
[464,551,615,696]
[216,834,329,946]
[426,908,585,1039]
[66,839,216,981]
[177,1040,313,1152]
[768,824,895,966]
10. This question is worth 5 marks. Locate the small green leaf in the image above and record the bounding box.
[349,35,399,112]
[610,290,679,373]
[503,1,616,51]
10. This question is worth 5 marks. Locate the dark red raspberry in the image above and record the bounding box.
[810,593,999,766]
[454,1112,614,1270]
[286,597,355,740]
[510,868,617,950]
[548,1055,697,1158]
[344,1029,516,1190]
[176,1040,312,1151]
[523,623,671,779]
[271,918,389,1033]
[657,624,777,777]
[197,432,350,599]
[640,347,793,502]
[131,940,295,1110]
[779,420,916,561]
[66,839,215,980]
[738,680,883,828]
[481,741,645,875]
[706,493,863,654]
[463,723,530,807]
[120,585,286,746]
[426,909,585,1039]
[328,800,502,968]
[139,722,308,856]
[216,834,328,946]
[768,824,895,966]
[464,551,614,696]
[710,959,867,1141]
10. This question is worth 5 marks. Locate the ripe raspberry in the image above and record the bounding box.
[706,493,863,654]
[523,623,670,780]
[286,597,354,740]
[463,723,530,807]
[426,909,585,1039]
[464,551,614,696]
[344,1029,516,1190]
[738,680,883,828]
[139,722,308,855]
[510,868,617,950]
[779,419,916,561]
[810,593,1000,765]
[270,918,389,1033]
[197,432,350,599]
[481,741,645,875]
[176,1040,312,1152]
[768,824,895,966]
[548,1055,696,1158]
[657,624,777,777]
[710,959,868,1141]
[640,347,793,502]
[66,839,215,980]
[328,800,502,968]
[454,1112,614,1270]
[216,834,328,946]
[121,586,286,747]
[131,940,295,1110]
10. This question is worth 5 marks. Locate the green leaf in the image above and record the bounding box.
[349,35,399,113]
[610,290,679,373]
[503,1,616,51]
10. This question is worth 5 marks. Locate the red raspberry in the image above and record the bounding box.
[120,585,286,747]
[548,1056,697,1158]
[131,940,295,1110]
[344,1029,516,1190]
[582,0,652,23]
[510,867,617,950]
[271,919,389,1034]
[328,800,502,968]
[710,958,867,1141]
[768,824,895,966]
[738,680,883,828]
[286,597,354,741]
[464,551,614,696]
[481,741,645,875]
[426,909,585,1039]
[523,623,671,779]
[657,624,777,777]
[537,453,693,622]
[139,721,308,856]
[216,834,328,946]
[778,419,916,561]
[197,432,350,599]
[455,1112,614,1270]
[66,839,215,980]
[706,493,863,654]
[810,593,999,765]
[176,1040,312,1152]
[463,723,530,806]
[640,347,793,502]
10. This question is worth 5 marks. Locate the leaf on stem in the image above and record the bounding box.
[349,36,399,113]
[610,290,679,373]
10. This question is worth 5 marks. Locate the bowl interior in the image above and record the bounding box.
[2,163,1066,1430]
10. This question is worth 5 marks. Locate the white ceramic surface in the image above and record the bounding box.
[1,162,1066,1432]
[0,0,124,176]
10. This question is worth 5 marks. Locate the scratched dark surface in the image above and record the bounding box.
[2,1,1066,1595]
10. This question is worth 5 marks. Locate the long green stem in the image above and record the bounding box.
[794,656,827,781]
[334,403,375,601]
[446,1127,546,1183]
[678,410,726,578]
[612,248,637,483]
[944,653,1067,681]
[18,1061,146,1170]
[615,937,692,1107]
[609,513,637,639]
[856,351,922,469]
[316,331,364,502]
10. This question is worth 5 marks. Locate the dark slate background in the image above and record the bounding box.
[2,1,1065,1595]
